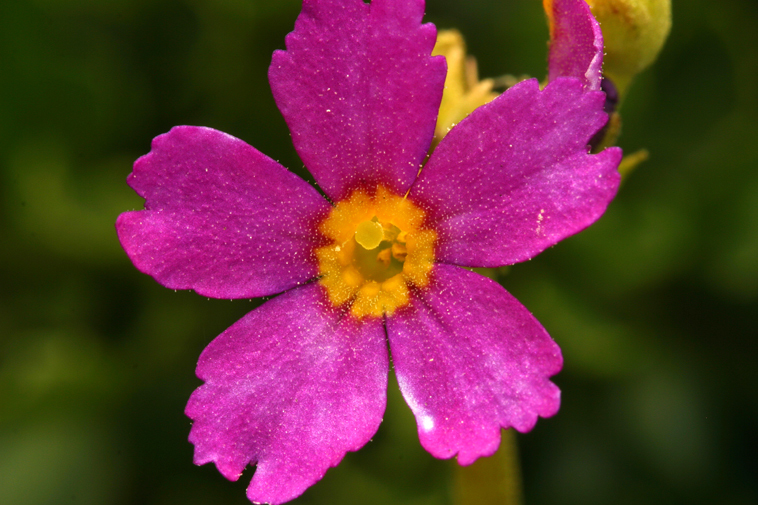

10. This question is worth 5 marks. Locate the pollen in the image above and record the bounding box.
[316,186,436,318]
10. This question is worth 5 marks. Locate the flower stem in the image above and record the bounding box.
[452,429,523,505]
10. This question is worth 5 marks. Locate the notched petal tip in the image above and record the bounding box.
[117,125,329,300]
[388,266,563,467]
[412,76,621,268]
[186,284,388,505]
[269,0,445,202]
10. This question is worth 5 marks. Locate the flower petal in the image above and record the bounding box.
[269,0,446,202]
[386,264,562,465]
[544,0,604,90]
[186,283,388,505]
[116,126,329,299]
[410,78,621,267]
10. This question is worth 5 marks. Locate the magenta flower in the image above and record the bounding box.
[116,0,620,503]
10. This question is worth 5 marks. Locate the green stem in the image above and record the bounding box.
[452,429,523,505]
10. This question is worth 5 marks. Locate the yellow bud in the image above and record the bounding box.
[432,30,499,145]
[584,0,671,93]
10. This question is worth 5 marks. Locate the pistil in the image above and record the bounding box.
[355,220,384,250]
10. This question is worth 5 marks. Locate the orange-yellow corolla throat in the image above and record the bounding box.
[316,186,436,318]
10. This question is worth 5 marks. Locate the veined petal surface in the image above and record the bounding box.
[411,78,621,267]
[544,0,604,90]
[186,283,388,505]
[116,126,329,299]
[387,265,562,465]
[269,0,446,202]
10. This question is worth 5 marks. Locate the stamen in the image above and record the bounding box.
[376,248,392,267]
[355,220,384,250]
[391,242,407,262]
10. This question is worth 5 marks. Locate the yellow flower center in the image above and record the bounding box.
[316,186,437,318]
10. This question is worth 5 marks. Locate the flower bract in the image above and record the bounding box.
[116,0,621,503]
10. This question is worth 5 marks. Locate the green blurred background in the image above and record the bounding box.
[2,0,757,503]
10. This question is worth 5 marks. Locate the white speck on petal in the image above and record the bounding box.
[421,416,434,432]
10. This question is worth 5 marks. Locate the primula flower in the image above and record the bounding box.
[117,0,621,503]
